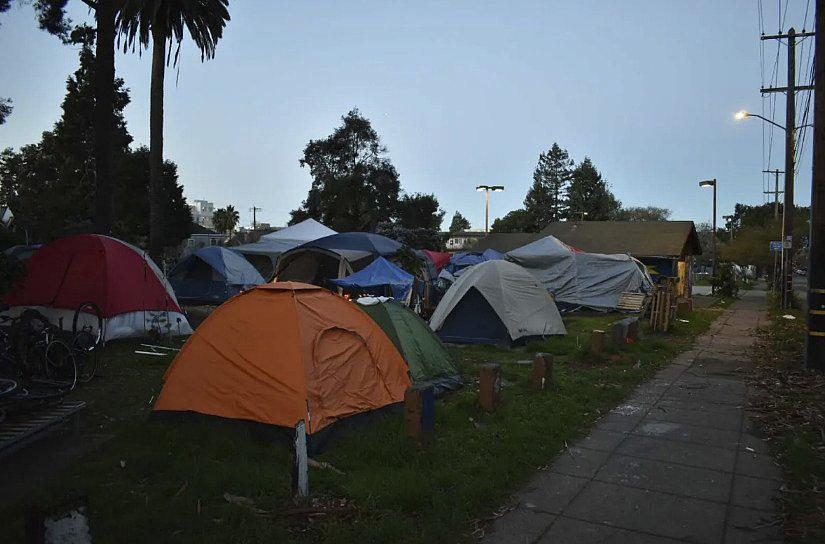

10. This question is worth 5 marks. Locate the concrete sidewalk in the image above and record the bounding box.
[483,289,782,544]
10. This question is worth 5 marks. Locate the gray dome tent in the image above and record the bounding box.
[429,260,566,346]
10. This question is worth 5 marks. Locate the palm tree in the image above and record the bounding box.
[117,0,230,259]
[211,205,238,238]
[223,204,239,234]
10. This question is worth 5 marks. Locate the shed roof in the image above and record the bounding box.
[473,221,702,258]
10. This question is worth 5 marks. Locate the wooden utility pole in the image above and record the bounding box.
[762,169,785,219]
[761,27,815,308]
[249,206,263,231]
[808,0,824,370]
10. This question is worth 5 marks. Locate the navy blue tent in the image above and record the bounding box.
[297,232,402,257]
[170,247,265,304]
[329,257,414,300]
[275,232,404,285]
[444,248,504,276]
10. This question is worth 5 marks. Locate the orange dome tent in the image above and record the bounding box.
[154,282,411,434]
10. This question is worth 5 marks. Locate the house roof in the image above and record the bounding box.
[540,221,702,257]
[473,221,702,258]
[472,232,546,253]
[190,223,219,235]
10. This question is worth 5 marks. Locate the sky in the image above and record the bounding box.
[0,1,816,230]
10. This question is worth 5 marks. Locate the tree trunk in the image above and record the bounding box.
[93,0,115,235]
[149,28,166,261]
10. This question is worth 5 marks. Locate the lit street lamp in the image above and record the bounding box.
[476,185,504,233]
[734,109,812,131]
[699,179,717,287]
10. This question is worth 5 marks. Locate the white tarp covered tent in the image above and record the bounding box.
[429,260,566,345]
[232,218,336,278]
[506,235,653,311]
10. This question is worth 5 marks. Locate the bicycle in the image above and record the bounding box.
[71,301,104,383]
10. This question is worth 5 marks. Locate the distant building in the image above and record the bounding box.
[444,230,486,250]
[179,223,225,258]
[190,199,215,229]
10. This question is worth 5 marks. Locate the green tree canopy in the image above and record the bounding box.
[490,209,537,233]
[524,143,573,227]
[0,39,191,248]
[448,211,471,233]
[615,205,672,221]
[212,205,239,236]
[566,157,621,221]
[290,109,401,231]
[396,192,444,231]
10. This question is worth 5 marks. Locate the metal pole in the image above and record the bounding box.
[712,180,717,284]
[484,189,490,233]
[782,28,797,309]
[807,1,824,370]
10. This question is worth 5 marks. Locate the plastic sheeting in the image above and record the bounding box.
[430,260,566,344]
[506,235,653,311]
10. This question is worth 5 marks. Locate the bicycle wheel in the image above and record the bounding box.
[43,340,77,391]
[0,377,18,398]
[72,330,99,383]
[73,301,104,347]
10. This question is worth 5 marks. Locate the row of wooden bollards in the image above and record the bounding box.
[589,317,641,357]
[404,353,555,443]
[292,353,557,499]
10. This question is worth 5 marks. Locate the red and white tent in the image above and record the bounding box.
[4,234,192,340]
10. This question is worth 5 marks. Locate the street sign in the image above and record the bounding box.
[770,240,783,252]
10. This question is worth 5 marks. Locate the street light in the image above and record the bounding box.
[699,179,717,287]
[476,185,504,233]
[734,109,812,131]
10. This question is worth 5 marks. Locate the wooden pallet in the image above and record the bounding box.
[617,292,648,312]
[0,400,85,458]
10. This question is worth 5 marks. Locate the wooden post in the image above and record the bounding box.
[292,420,308,500]
[531,353,553,390]
[611,320,628,346]
[404,384,435,444]
[626,318,639,342]
[479,363,501,411]
[590,330,605,357]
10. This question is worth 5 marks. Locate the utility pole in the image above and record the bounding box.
[762,169,785,219]
[761,27,815,308]
[249,206,263,231]
[807,0,824,370]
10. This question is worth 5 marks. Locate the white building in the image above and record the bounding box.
[190,200,215,228]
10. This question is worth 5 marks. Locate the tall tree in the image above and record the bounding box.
[566,157,621,221]
[211,205,238,237]
[1,1,119,235]
[117,0,230,259]
[291,109,401,231]
[524,143,573,227]
[0,38,192,247]
[0,98,12,125]
[615,205,672,221]
[396,193,444,231]
[448,211,470,233]
[490,209,537,233]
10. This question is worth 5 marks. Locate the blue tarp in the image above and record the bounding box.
[329,257,414,300]
[170,247,265,304]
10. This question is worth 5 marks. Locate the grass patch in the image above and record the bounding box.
[748,295,825,543]
[0,307,723,543]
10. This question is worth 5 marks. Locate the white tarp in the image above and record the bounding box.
[506,235,653,311]
[429,260,566,341]
[233,218,337,258]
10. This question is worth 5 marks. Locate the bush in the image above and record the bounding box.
[712,263,739,298]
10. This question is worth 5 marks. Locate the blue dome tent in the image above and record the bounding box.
[329,257,414,301]
[169,247,265,304]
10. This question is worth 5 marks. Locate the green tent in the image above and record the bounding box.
[358,299,462,393]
